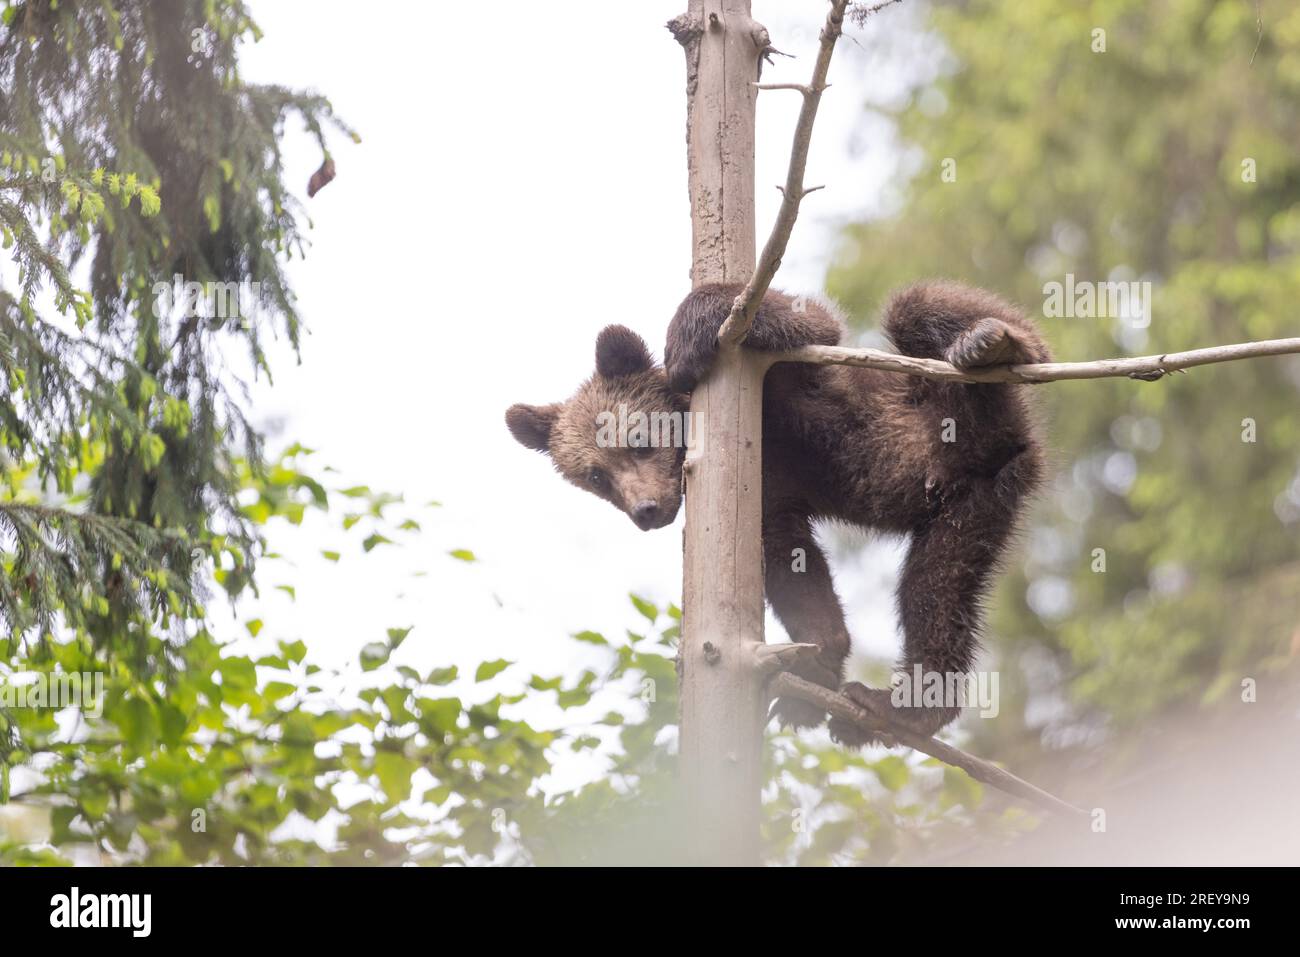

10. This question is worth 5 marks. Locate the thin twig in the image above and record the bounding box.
[718,0,862,347]
[1251,0,1264,65]
[771,673,1087,818]
[768,336,1300,383]
[753,82,829,93]
[848,0,904,26]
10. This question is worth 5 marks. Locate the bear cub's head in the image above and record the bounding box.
[507,326,689,531]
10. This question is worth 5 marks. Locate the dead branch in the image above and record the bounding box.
[768,336,1300,383]
[770,673,1087,818]
[717,0,859,347]
[753,640,821,675]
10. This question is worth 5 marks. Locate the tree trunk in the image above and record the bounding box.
[671,0,767,867]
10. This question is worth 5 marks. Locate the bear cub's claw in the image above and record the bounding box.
[827,682,900,749]
[829,681,962,749]
[769,694,830,732]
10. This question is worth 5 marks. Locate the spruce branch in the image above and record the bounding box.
[0,501,195,638]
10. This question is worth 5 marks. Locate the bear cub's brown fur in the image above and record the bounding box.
[507,281,1049,746]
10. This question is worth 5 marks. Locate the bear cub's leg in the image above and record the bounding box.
[824,282,1049,748]
[827,446,1042,748]
[763,511,851,731]
[883,280,1051,368]
[664,283,843,393]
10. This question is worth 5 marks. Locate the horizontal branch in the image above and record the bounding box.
[768,335,1300,383]
[770,673,1087,818]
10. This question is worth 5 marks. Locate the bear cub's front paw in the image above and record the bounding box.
[664,341,716,395]
[768,652,849,733]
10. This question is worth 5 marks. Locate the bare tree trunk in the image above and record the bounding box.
[670,0,768,867]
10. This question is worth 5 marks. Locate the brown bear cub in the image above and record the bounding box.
[506,280,1049,746]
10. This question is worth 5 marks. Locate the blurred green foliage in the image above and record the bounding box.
[1,445,678,865]
[828,0,1300,747]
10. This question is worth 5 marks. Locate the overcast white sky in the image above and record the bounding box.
[230,1,938,772]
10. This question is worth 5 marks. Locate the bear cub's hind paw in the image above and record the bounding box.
[827,682,901,749]
[769,695,830,732]
[829,681,963,748]
[945,317,1041,370]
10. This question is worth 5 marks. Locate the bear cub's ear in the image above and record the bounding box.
[506,403,561,453]
[595,325,654,379]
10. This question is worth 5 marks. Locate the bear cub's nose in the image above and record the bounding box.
[630,499,660,530]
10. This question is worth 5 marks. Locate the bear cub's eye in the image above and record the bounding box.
[588,468,607,489]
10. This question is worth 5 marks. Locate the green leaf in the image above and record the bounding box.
[417,697,461,735]
[556,688,592,709]
[360,642,390,671]
[941,766,984,809]
[448,549,477,563]
[219,656,257,692]
[374,750,415,803]
[362,533,393,553]
[872,755,910,792]
[158,702,189,746]
[109,694,160,751]
[474,659,511,682]
[630,594,658,622]
[424,665,458,686]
